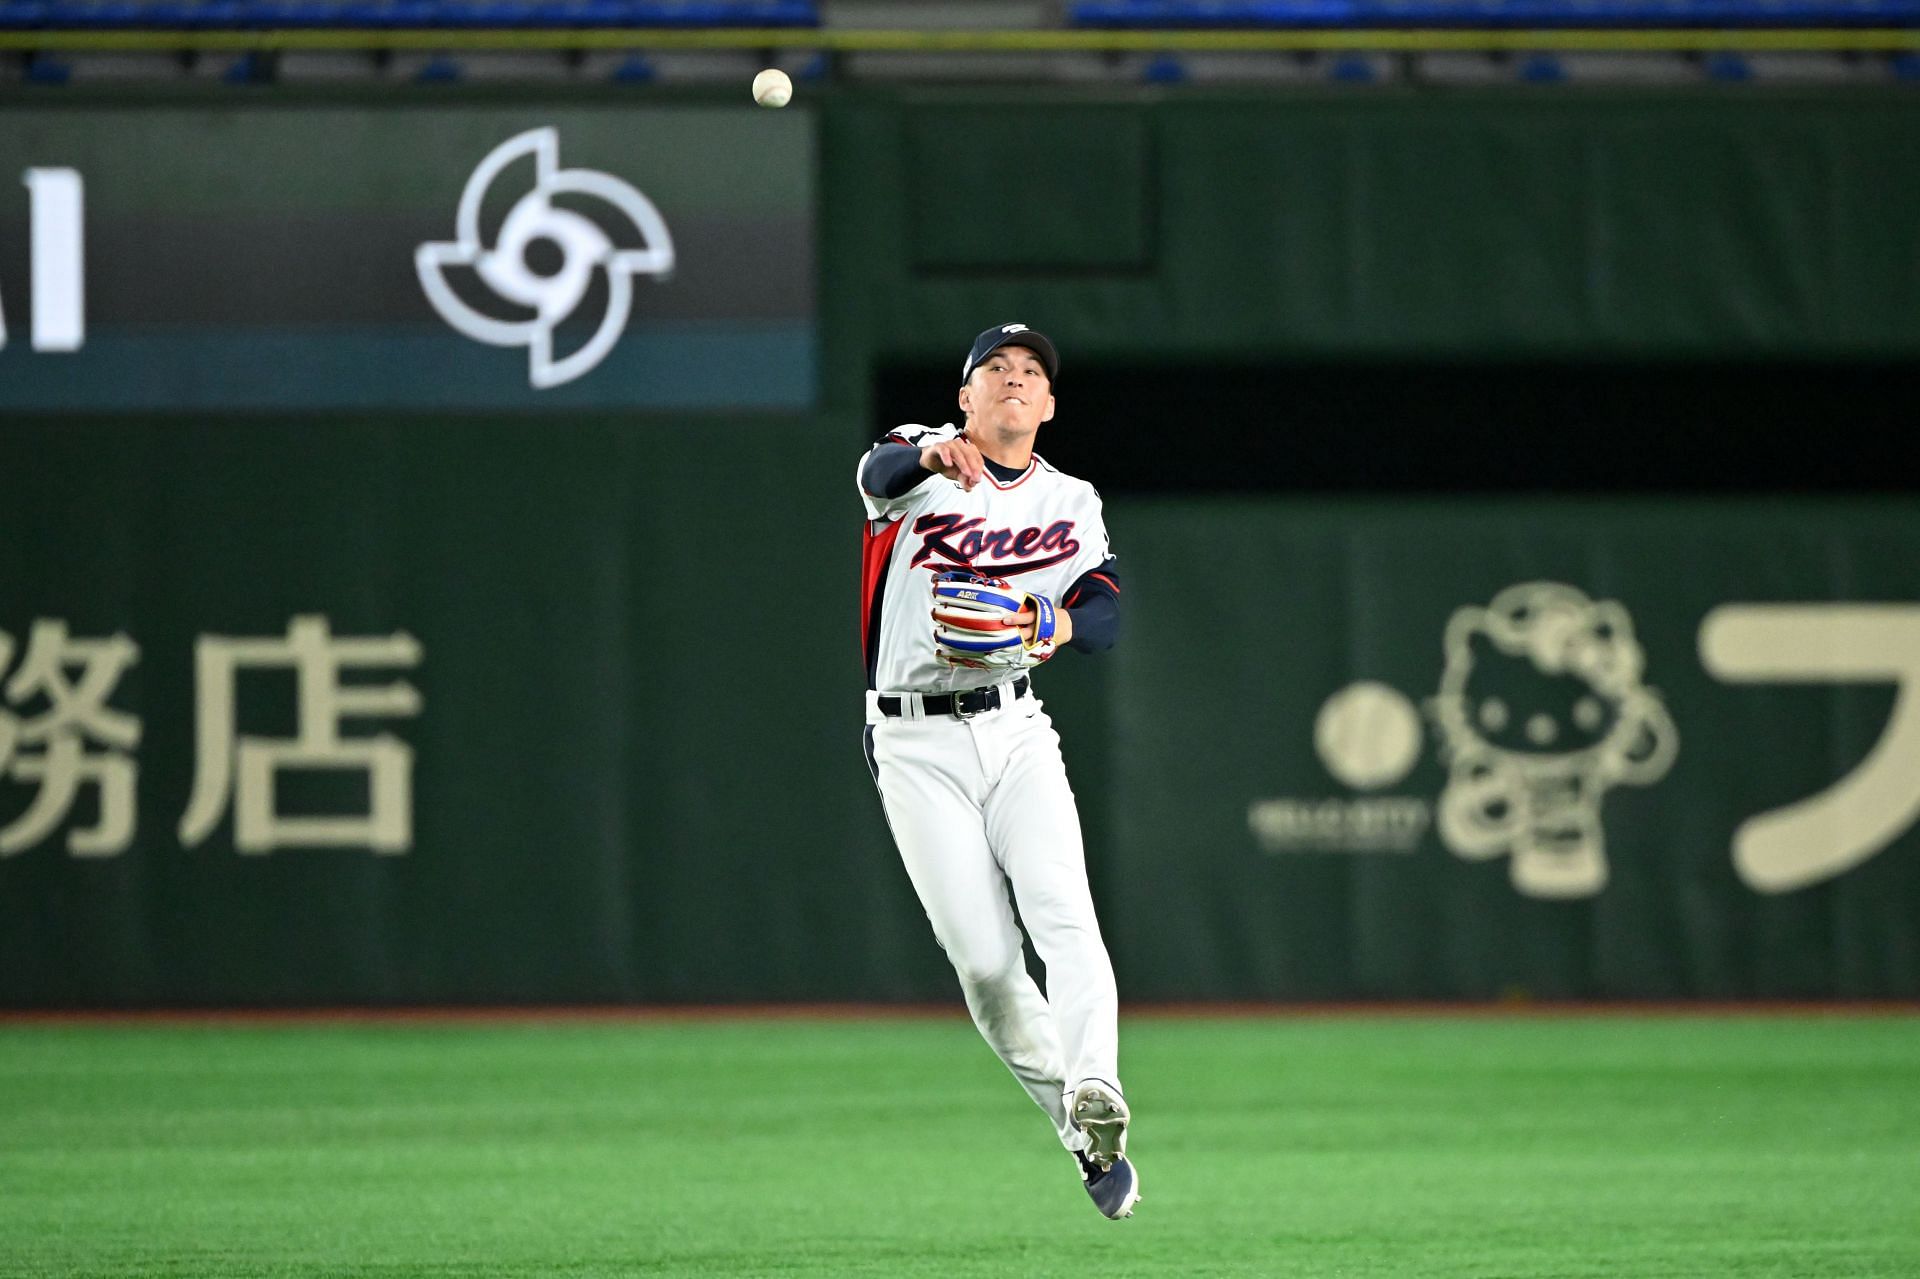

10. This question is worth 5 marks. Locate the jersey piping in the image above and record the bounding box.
[861,518,905,688]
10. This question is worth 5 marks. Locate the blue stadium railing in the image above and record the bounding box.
[1071,1,1920,26]
[0,0,815,28]
[3,0,1913,30]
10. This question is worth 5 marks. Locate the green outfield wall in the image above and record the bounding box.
[3,86,1918,1003]
[821,88,1920,393]
[1106,500,1920,1000]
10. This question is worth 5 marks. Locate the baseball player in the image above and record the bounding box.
[855,324,1137,1220]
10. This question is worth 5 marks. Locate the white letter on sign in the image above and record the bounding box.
[24,168,85,352]
[1700,604,1920,893]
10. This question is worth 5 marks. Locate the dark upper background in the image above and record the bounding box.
[876,360,1915,495]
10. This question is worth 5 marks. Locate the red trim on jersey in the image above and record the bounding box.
[860,518,906,680]
[1067,569,1119,608]
[986,459,1038,490]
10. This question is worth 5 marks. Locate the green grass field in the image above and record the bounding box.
[2,1012,1916,1278]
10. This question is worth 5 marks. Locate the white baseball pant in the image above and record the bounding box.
[864,684,1121,1149]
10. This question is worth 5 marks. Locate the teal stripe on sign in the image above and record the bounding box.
[0,322,816,412]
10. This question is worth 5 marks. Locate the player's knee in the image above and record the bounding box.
[946,941,1023,989]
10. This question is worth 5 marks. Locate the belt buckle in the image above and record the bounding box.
[955,684,1000,720]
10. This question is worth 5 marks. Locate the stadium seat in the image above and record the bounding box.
[1070,1,1920,27]
[0,0,818,27]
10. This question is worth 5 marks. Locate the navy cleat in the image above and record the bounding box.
[1069,1081,1130,1170]
[1075,1148,1141,1219]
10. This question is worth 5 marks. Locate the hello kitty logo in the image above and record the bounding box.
[1428,582,1679,899]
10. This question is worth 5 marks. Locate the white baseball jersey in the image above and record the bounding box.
[858,422,1112,694]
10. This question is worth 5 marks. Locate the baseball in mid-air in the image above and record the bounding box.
[752,68,793,108]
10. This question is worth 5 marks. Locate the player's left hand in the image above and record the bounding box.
[1013,606,1074,648]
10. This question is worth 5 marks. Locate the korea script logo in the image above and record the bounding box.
[909,514,1081,577]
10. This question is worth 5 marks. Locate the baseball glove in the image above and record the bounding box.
[930,571,1059,671]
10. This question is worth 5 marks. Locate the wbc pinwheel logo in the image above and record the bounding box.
[416,127,675,389]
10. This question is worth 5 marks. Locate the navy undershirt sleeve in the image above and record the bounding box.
[860,443,934,499]
[1061,559,1121,653]
[1065,594,1119,653]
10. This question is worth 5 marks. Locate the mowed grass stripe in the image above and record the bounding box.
[2,1015,1915,1278]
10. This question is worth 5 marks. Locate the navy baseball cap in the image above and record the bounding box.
[961,323,1060,385]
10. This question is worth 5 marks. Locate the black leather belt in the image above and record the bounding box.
[879,677,1030,720]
